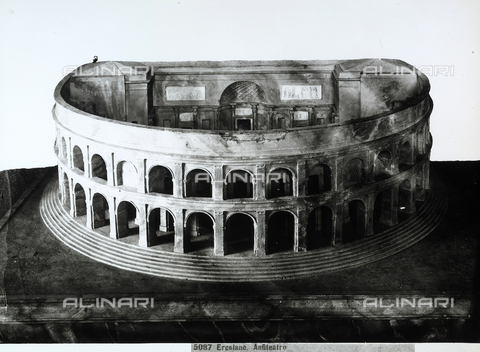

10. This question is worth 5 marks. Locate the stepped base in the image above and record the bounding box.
[40,175,448,282]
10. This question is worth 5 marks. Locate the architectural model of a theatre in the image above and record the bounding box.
[42,58,444,281]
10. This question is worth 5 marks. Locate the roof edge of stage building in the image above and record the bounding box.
[53,59,432,159]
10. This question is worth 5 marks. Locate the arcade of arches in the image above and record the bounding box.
[58,135,428,257]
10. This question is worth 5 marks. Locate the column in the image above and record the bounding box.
[251,103,258,129]
[110,153,116,186]
[415,168,426,201]
[288,108,294,128]
[173,107,180,128]
[67,138,73,168]
[330,205,338,246]
[255,165,266,200]
[391,186,399,226]
[109,198,117,239]
[423,162,430,190]
[213,165,223,201]
[366,150,375,183]
[366,194,375,237]
[173,163,183,198]
[86,190,93,229]
[85,146,92,178]
[137,204,148,248]
[213,108,219,130]
[58,166,64,203]
[406,177,417,214]
[137,159,147,193]
[214,211,225,256]
[295,207,307,252]
[159,208,168,232]
[68,178,75,217]
[307,106,314,126]
[192,107,198,129]
[297,160,307,197]
[173,208,185,253]
[333,202,344,245]
[254,211,266,256]
[335,158,344,192]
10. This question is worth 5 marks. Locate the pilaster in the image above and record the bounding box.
[173,208,185,253]
[213,165,223,201]
[214,211,225,256]
[254,210,266,256]
[295,207,307,252]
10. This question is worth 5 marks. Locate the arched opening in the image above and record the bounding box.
[91,154,107,181]
[307,206,333,250]
[186,169,212,198]
[186,212,214,254]
[307,164,331,195]
[399,179,413,222]
[148,208,175,249]
[117,201,139,240]
[148,166,173,195]
[344,158,365,188]
[375,151,393,181]
[63,173,70,210]
[72,146,84,172]
[399,142,413,170]
[74,183,86,223]
[61,137,67,160]
[92,193,109,234]
[116,161,137,189]
[225,170,253,199]
[267,168,293,199]
[267,211,295,254]
[373,190,392,234]
[225,213,255,255]
[343,200,366,243]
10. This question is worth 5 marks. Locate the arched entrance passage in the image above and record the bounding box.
[117,201,139,239]
[62,173,70,210]
[225,213,255,255]
[185,212,214,254]
[225,170,253,199]
[267,168,293,199]
[92,154,107,181]
[72,146,84,172]
[307,164,331,195]
[148,166,173,195]
[343,200,366,243]
[344,158,366,188]
[148,208,175,249]
[399,179,413,222]
[116,161,137,189]
[74,183,86,218]
[267,211,295,254]
[186,169,212,198]
[307,206,333,250]
[92,193,109,231]
[373,190,393,234]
